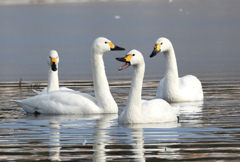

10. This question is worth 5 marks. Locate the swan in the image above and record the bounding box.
[116,49,178,124]
[12,37,125,114]
[33,50,73,94]
[150,37,204,102]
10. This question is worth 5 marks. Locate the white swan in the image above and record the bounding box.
[12,37,125,114]
[33,50,73,94]
[116,49,178,124]
[150,37,204,102]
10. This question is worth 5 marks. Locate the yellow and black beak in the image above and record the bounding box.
[150,44,161,58]
[107,42,125,51]
[116,54,134,71]
[50,57,58,71]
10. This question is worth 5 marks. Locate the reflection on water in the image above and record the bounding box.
[171,101,204,126]
[1,0,240,160]
[1,79,240,161]
[48,121,61,161]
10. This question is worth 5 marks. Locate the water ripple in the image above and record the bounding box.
[1,79,240,161]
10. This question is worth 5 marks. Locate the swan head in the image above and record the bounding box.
[150,37,172,58]
[91,37,125,54]
[116,49,144,71]
[48,50,59,72]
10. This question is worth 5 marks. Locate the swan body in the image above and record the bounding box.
[33,87,73,95]
[13,37,125,114]
[116,49,177,124]
[33,50,74,94]
[150,37,203,102]
[14,90,99,114]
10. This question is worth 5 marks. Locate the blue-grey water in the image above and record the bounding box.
[1,79,240,161]
[0,0,240,82]
[1,0,240,161]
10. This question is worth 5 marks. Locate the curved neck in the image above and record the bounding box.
[125,62,145,123]
[91,50,117,112]
[163,48,179,92]
[47,69,59,92]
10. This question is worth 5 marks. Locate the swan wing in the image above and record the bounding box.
[141,99,177,123]
[156,76,203,102]
[32,89,42,94]
[33,87,76,94]
[178,75,203,101]
[32,87,47,94]
[59,87,75,91]
[13,91,101,115]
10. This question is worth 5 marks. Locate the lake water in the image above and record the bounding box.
[0,0,240,82]
[1,0,240,161]
[1,79,240,161]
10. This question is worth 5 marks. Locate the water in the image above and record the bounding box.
[0,0,240,82]
[1,79,240,161]
[1,0,240,161]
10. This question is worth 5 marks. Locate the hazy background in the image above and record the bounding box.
[0,0,239,82]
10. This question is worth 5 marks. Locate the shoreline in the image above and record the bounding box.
[1,78,240,88]
[0,0,136,5]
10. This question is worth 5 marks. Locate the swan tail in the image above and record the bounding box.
[32,89,43,94]
[10,100,36,113]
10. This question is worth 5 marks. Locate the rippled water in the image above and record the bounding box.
[1,0,240,161]
[1,79,240,161]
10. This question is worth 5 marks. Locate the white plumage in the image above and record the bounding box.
[12,37,125,114]
[33,50,74,94]
[150,37,203,102]
[116,49,178,124]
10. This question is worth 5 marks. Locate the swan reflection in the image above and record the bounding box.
[171,101,204,115]
[171,101,204,125]
[93,114,118,162]
[121,122,180,161]
[49,121,61,161]
[23,114,117,161]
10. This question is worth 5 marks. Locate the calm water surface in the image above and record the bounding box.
[0,0,240,81]
[1,79,240,161]
[0,0,240,161]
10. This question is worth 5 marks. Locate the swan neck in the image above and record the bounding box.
[163,48,179,83]
[162,47,180,100]
[91,51,117,112]
[47,69,59,92]
[125,62,145,122]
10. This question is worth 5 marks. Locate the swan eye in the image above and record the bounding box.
[105,42,107,44]
[161,43,163,45]
[132,54,135,56]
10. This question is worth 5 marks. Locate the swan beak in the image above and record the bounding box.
[116,54,133,71]
[116,57,126,62]
[50,57,58,71]
[108,42,125,51]
[150,44,161,58]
